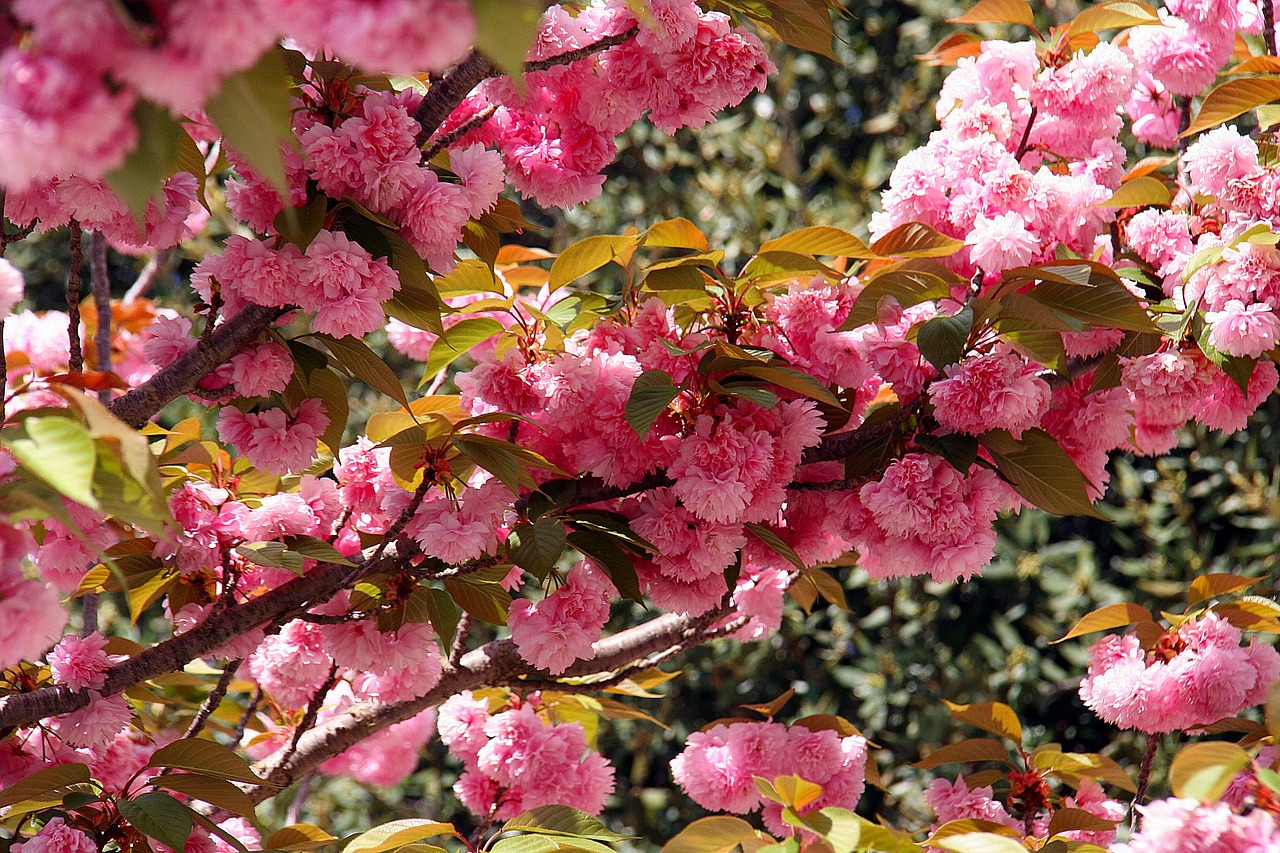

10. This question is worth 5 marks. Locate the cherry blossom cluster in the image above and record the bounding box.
[438,691,615,819]
[1120,796,1280,853]
[1078,611,1280,733]
[926,775,1125,847]
[671,718,867,835]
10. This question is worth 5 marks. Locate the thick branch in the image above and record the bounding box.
[107,303,283,428]
[0,544,405,733]
[247,608,719,800]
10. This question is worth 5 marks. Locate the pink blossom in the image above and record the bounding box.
[1119,797,1280,853]
[438,691,492,765]
[396,169,477,272]
[12,818,97,853]
[0,536,69,670]
[1184,126,1262,199]
[229,341,294,397]
[300,230,400,337]
[320,708,436,786]
[55,692,132,749]
[246,620,334,709]
[0,257,23,319]
[1206,299,1280,357]
[965,212,1036,273]
[925,775,1020,832]
[216,398,329,474]
[930,350,1051,438]
[509,560,614,674]
[450,143,506,219]
[47,633,122,693]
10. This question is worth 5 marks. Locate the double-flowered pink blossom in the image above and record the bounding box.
[1079,611,1280,733]
[509,560,614,674]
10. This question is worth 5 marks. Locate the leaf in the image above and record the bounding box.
[1096,175,1171,208]
[567,530,644,603]
[736,365,841,406]
[205,48,298,196]
[489,836,614,853]
[837,269,952,331]
[1031,749,1136,792]
[1045,808,1119,838]
[155,774,257,818]
[119,791,194,853]
[1184,76,1280,137]
[316,334,409,408]
[930,834,1028,853]
[1053,602,1156,643]
[725,0,838,59]
[744,522,806,571]
[267,825,340,852]
[274,195,328,251]
[422,317,505,384]
[1188,573,1261,605]
[927,820,1022,843]
[916,306,974,372]
[646,218,709,251]
[948,0,1035,26]
[345,819,460,853]
[626,370,680,439]
[283,534,357,567]
[451,435,523,493]
[662,816,765,853]
[550,235,639,289]
[4,416,98,508]
[1026,274,1158,333]
[147,738,263,784]
[105,101,187,222]
[741,688,797,719]
[943,701,1022,744]
[507,518,568,576]
[442,578,510,625]
[979,428,1109,519]
[502,806,633,842]
[472,0,545,82]
[1269,681,1280,740]
[1168,742,1252,800]
[870,222,964,259]
[914,738,1011,769]
[1068,1,1161,34]
[0,763,92,809]
[758,226,873,258]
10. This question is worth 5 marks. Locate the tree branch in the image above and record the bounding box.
[107,303,283,428]
[246,607,725,800]
[0,543,406,733]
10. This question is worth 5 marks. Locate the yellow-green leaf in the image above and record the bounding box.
[1188,573,1260,605]
[914,738,1011,770]
[870,222,964,259]
[1068,1,1160,34]
[1183,76,1280,138]
[205,48,298,196]
[1096,176,1171,208]
[345,820,461,853]
[1168,742,1252,800]
[550,235,639,289]
[662,817,764,853]
[758,226,872,258]
[1053,602,1156,644]
[943,701,1022,744]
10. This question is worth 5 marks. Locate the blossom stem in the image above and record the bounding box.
[90,232,112,401]
[1130,732,1161,829]
[1014,106,1037,161]
[67,221,84,374]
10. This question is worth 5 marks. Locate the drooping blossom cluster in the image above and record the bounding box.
[1079,611,1280,733]
[508,560,615,674]
[671,718,867,835]
[438,692,615,819]
[0,526,67,672]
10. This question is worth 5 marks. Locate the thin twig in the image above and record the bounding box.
[67,221,84,373]
[90,231,112,400]
[423,105,497,163]
[1265,0,1277,56]
[276,663,340,770]
[182,659,242,740]
[1130,733,1160,830]
[449,614,473,668]
[123,248,171,305]
[1014,106,1037,161]
[232,687,263,746]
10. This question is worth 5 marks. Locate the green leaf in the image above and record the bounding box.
[489,836,614,853]
[316,334,409,408]
[345,819,460,853]
[916,306,974,373]
[0,764,92,810]
[930,834,1028,853]
[147,738,263,784]
[567,529,644,603]
[4,416,99,508]
[736,365,841,406]
[381,228,445,336]
[105,101,187,222]
[424,587,461,647]
[503,806,633,842]
[645,218,710,251]
[1026,272,1158,333]
[119,792,194,853]
[549,235,639,289]
[507,518,568,576]
[979,428,1109,519]
[205,47,298,196]
[913,433,979,473]
[283,534,357,567]
[473,0,546,82]
[442,578,510,624]
[452,435,524,493]
[155,774,258,818]
[274,195,328,251]
[626,370,680,439]
[421,317,506,385]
